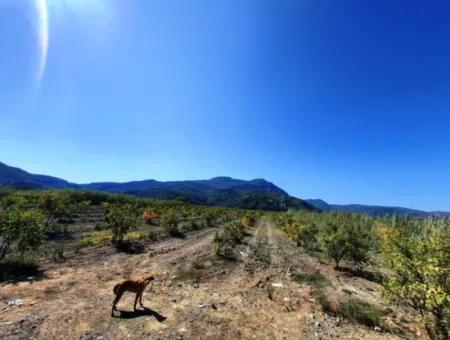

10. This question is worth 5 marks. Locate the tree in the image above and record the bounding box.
[103,203,138,246]
[0,206,44,261]
[318,213,375,269]
[161,211,180,237]
[39,191,90,232]
[380,221,450,339]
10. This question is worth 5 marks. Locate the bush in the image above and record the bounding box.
[161,211,183,237]
[318,213,375,269]
[380,220,450,339]
[103,202,138,247]
[293,272,330,289]
[214,223,245,260]
[241,214,256,229]
[337,297,384,329]
[39,191,90,232]
[0,207,44,261]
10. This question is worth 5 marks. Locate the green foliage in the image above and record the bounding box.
[337,297,385,329]
[293,272,331,289]
[214,222,245,260]
[0,206,44,261]
[241,213,256,229]
[320,213,376,268]
[161,211,181,237]
[38,191,90,232]
[103,202,138,246]
[380,219,450,339]
[280,211,377,269]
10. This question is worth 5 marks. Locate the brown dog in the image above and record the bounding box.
[111,275,155,316]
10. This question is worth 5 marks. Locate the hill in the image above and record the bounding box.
[0,162,313,212]
[306,198,448,217]
[0,162,77,189]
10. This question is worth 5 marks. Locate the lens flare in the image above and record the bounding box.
[35,0,49,84]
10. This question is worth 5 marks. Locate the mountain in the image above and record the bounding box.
[0,161,313,211]
[0,162,77,189]
[2,161,447,215]
[80,176,312,211]
[305,199,448,217]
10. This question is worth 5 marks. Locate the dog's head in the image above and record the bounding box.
[144,275,156,285]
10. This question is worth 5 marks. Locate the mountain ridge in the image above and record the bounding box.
[1,161,448,215]
[0,161,312,212]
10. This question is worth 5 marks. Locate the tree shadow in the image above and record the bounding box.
[115,307,167,322]
[0,261,45,283]
[115,241,145,254]
[337,267,385,284]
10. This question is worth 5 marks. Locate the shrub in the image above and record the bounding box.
[161,211,182,237]
[337,297,384,329]
[39,191,90,232]
[241,214,256,229]
[380,221,450,339]
[214,223,245,260]
[103,202,138,247]
[293,272,330,289]
[0,207,44,261]
[318,213,375,269]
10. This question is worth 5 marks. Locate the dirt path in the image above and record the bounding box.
[0,222,405,339]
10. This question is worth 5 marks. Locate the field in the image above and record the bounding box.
[0,189,448,339]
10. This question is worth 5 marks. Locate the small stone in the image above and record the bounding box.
[374,326,382,332]
[315,321,321,327]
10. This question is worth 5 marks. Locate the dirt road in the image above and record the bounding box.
[0,221,403,339]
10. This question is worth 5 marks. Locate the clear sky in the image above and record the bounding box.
[1,0,450,211]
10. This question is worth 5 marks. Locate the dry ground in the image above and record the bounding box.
[0,218,420,339]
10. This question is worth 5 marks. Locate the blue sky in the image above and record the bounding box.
[1,0,450,211]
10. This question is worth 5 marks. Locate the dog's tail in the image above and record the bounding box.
[113,283,120,295]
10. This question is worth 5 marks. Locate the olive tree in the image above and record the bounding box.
[0,207,44,261]
[380,221,450,339]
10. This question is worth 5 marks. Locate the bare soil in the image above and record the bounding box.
[0,218,420,339]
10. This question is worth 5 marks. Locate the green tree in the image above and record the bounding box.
[103,203,138,246]
[39,191,90,231]
[161,211,179,236]
[0,207,44,261]
[380,222,450,339]
[318,213,375,269]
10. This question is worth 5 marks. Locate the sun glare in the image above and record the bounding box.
[33,0,112,85]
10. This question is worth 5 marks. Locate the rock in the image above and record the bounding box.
[315,321,321,327]
[8,299,23,306]
[271,283,283,288]
[374,326,382,332]
[192,283,199,289]
[178,328,187,332]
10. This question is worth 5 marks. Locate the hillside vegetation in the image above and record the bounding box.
[0,188,449,339]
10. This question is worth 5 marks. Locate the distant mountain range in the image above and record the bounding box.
[305,199,450,218]
[0,161,448,216]
[0,162,314,211]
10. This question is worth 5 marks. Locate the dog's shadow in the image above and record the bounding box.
[115,307,167,322]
